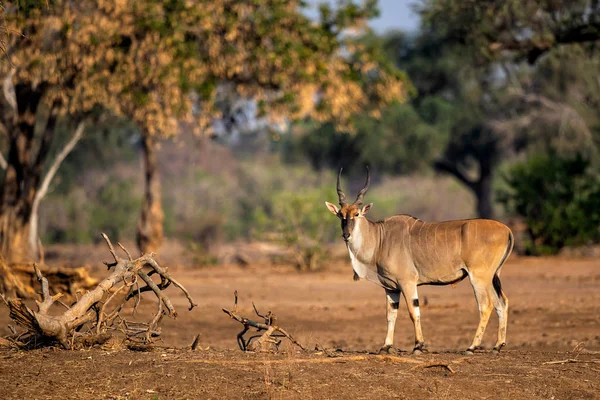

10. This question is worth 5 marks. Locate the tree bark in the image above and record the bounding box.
[434,158,495,219]
[0,84,56,263]
[474,172,494,219]
[136,134,164,254]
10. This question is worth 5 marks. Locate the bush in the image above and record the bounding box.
[498,153,600,255]
[41,175,141,244]
[254,186,339,271]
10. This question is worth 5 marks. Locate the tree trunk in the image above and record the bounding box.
[0,85,56,263]
[474,172,494,219]
[0,207,31,263]
[136,134,164,254]
[434,158,496,219]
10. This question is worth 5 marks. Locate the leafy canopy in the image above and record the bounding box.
[421,0,600,64]
[1,0,409,136]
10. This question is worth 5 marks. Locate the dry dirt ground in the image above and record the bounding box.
[1,248,599,399]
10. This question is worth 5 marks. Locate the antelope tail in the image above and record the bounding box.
[493,231,514,303]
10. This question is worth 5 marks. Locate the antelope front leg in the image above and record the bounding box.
[379,289,400,354]
[402,284,426,354]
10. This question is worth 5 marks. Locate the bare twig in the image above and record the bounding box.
[96,284,128,334]
[542,359,600,365]
[222,291,306,352]
[0,149,6,170]
[0,293,8,307]
[137,270,177,317]
[102,233,119,265]
[143,258,197,310]
[191,334,201,350]
[118,242,133,261]
[33,264,63,314]
[409,362,455,374]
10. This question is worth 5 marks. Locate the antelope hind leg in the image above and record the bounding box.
[466,277,494,353]
[490,274,508,352]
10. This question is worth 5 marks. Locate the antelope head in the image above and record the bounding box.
[325,167,372,242]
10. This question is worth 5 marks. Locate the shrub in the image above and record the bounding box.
[498,153,600,255]
[251,179,339,271]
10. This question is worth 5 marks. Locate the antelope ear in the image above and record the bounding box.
[361,203,373,214]
[325,201,339,215]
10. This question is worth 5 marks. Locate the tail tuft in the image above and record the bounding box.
[492,274,504,302]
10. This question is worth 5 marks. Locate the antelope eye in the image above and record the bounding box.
[355,213,360,217]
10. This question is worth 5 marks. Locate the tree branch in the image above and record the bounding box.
[488,21,600,64]
[222,291,306,352]
[434,159,477,192]
[2,67,17,122]
[28,121,85,255]
[0,149,6,170]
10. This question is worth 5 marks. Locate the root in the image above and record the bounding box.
[3,233,196,349]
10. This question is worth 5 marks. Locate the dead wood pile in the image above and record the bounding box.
[1,233,196,349]
[0,259,96,300]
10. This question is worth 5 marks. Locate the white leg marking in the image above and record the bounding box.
[384,291,400,347]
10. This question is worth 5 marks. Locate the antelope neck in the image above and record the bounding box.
[346,217,381,264]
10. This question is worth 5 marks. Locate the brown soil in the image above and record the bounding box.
[1,250,599,399]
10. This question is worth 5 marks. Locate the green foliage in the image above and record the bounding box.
[47,117,139,194]
[41,177,141,245]
[281,102,445,176]
[89,178,141,243]
[252,185,338,271]
[420,0,600,65]
[498,153,600,255]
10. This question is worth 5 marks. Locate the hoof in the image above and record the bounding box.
[492,343,505,354]
[379,345,398,355]
[412,343,427,355]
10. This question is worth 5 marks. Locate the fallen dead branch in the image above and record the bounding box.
[409,362,455,374]
[3,233,196,349]
[186,355,422,365]
[542,359,600,365]
[222,291,306,352]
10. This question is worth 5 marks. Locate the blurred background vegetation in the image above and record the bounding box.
[1,0,599,269]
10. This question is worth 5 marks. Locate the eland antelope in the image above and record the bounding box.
[325,168,514,355]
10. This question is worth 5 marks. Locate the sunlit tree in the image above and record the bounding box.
[0,0,408,262]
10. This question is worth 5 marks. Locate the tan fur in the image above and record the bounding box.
[339,205,360,219]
